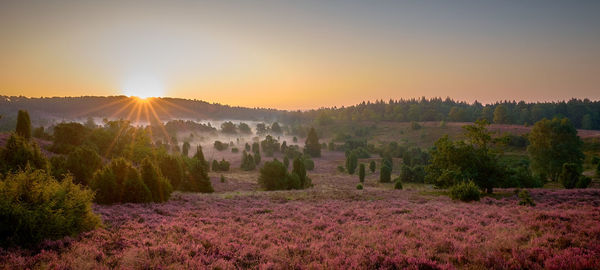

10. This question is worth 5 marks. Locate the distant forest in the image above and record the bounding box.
[1,96,600,131]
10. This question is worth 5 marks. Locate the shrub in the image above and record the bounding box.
[359,163,365,183]
[65,146,103,185]
[0,170,101,247]
[345,151,358,174]
[182,141,191,157]
[16,110,31,140]
[183,158,214,193]
[411,121,421,130]
[356,183,363,190]
[231,147,239,153]
[49,155,68,180]
[449,181,481,202]
[304,127,321,157]
[369,160,376,173]
[303,158,315,171]
[214,140,228,151]
[141,158,173,203]
[157,154,184,190]
[576,176,591,189]
[337,165,345,173]
[292,157,311,188]
[241,151,256,171]
[0,134,48,174]
[380,165,391,183]
[90,158,152,204]
[220,175,225,183]
[592,156,600,165]
[394,180,403,190]
[283,156,290,168]
[559,163,581,189]
[259,159,310,191]
[518,190,535,206]
[213,159,230,172]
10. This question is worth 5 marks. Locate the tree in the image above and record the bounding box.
[271,122,282,134]
[238,122,252,134]
[15,110,31,140]
[182,141,191,157]
[157,154,184,190]
[358,163,365,183]
[304,127,321,157]
[559,163,581,189]
[292,157,311,188]
[141,158,172,202]
[369,160,376,173]
[241,151,256,171]
[65,147,103,185]
[380,165,391,183]
[528,118,583,181]
[345,151,358,174]
[184,159,213,193]
[493,105,509,124]
[0,134,48,174]
[283,156,290,168]
[220,121,237,134]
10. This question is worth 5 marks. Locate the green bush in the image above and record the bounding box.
[157,154,184,190]
[394,180,403,190]
[16,110,31,140]
[141,158,173,203]
[241,151,256,171]
[90,158,153,204]
[213,140,228,151]
[576,176,591,189]
[559,163,581,189]
[337,165,345,173]
[0,134,48,174]
[449,181,481,202]
[380,165,391,183]
[369,160,376,173]
[359,163,365,183]
[518,189,535,206]
[356,183,363,190]
[65,146,103,185]
[345,151,358,174]
[0,170,101,247]
[303,158,315,171]
[183,158,214,193]
[259,159,311,191]
[220,175,225,183]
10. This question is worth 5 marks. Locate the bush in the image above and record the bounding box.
[65,146,103,185]
[304,127,321,157]
[559,163,581,189]
[220,175,225,183]
[0,170,101,247]
[231,147,239,153]
[183,158,214,193]
[380,165,391,183]
[592,155,600,165]
[394,180,403,190]
[259,159,310,191]
[337,165,345,173]
[0,134,48,174]
[356,183,363,190]
[292,157,311,188]
[241,151,256,171]
[411,121,421,130]
[141,158,173,203]
[303,158,315,171]
[359,163,365,182]
[449,181,481,202]
[90,158,153,204]
[283,156,290,168]
[16,110,31,140]
[518,189,535,206]
[345,151,358,174]
[369,160,376,173]
[214,140,228,151]
[576,176,591,189]
[158,154,184,190]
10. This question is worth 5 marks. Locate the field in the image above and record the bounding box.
[2,149,600,269]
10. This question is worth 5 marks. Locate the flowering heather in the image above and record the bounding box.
[1,188,599,269]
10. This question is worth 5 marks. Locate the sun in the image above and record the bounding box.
[122,76,164,99]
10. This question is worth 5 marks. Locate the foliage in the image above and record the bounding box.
[52,122,90,153]
[399,164,425,183]
[238,122,252,134]
[259,160,294,190]
[214,140,228,151]
[141,158,173,203]
[356,183,363,190]
[0,134,48,174]
[90,158,152,204]
[157,154,185,190]
[283,156,290,168]
[493,104,509,124]
[212,159,231,172]
[220,174,225,183]
[292,157,311,188]
[449,181,480,202]
[345,151,358,174]
[304,127,321,157]
[337,165,345,173]
[270,122,282,134]
[241,151,256,171]
[518,189,536,206]
[15,110,31,140]
[369,160,376,173]
[261,135,280,156]
[182,141,191,157]
[65,146,103,185]
[220,121,237,134]
[394,180,403,190]
[576,176,591,189]
[380,165,391,183]
[559,163,581,189]
[0,170,101,247]
[358,163,365,182]
[410,121,421,130]
[528,118,584,181]
[183,158,214,193]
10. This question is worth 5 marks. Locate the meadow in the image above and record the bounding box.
[1,148,600,269]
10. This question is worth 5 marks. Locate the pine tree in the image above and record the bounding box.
[369,160,376,173]
[16,110,31,140]
[359,163,365,182]
[304,127,321,157]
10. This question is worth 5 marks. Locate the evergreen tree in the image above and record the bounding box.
[141,158,173,202]
[184,158,213,193]
[304,127,321,157]
[65,146,103,185]
[493,104,509,124]
[16,110,31,140]
[182,141,191,157]
[380,165,391,183]
[359,163,365,182]
[292,157,310,188]
[369,160,376,173]
[345,152,358,174]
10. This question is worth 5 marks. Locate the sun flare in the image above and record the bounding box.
[122,76,164,99]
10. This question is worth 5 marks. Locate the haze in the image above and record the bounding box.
[1,0,599,109]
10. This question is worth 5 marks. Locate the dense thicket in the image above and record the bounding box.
[258,158,311,190]
[0,170,101,247]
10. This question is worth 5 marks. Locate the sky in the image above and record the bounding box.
[0,0,599,110]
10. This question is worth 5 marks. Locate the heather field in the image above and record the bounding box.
[2,150,600,269]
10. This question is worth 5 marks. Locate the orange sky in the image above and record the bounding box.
[1,1,599,110]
